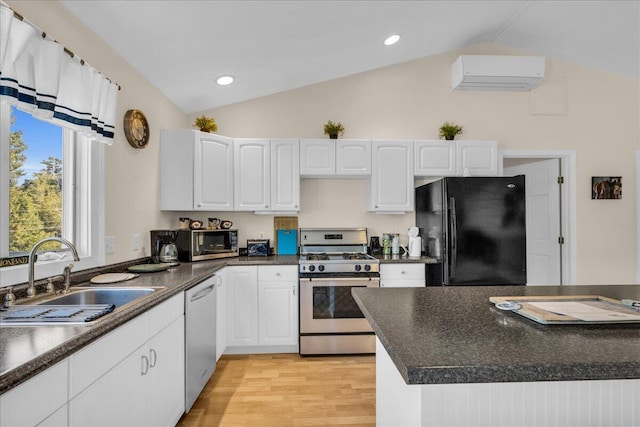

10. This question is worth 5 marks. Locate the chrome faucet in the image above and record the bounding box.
[27,237,80,298]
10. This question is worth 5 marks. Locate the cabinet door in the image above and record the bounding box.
[216,269,227,360]
[234,139,270,211]
[271,139,300,211]
[145,317,185,427]
[258,266,298,346]
[300,139,335,176]
[414,140,457,176]
[69,347,144,427]
[369,140,414,212]
[226,266,259,346]
[456,140,498,176]
[336,139,371,176]
[194,132,234,210]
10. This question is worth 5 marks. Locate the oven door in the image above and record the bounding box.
[299,277,379,334]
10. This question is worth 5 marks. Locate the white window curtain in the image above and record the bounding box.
[0,3,118,144]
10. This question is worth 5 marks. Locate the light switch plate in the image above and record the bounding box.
[105,236,115,254]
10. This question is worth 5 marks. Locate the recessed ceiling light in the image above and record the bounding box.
[384,34,400,46]
[216,75,234,86]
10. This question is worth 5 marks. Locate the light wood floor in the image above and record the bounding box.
[176,353,376,427]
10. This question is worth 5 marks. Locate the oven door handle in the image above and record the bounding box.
[299,277,377,282]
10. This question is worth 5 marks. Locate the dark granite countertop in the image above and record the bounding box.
[374,254,438,264]
[0,255,299,395]
[352,285,640,385]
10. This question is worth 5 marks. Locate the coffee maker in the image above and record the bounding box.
[150,230,179,264]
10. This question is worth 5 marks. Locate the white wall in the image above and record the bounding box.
[192,44,639,285]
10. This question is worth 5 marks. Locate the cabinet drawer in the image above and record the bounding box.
[258,265,298,282]
[380,264,425,281]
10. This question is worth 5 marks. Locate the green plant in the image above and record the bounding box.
[439,122,463,140]
[323,120,345,139]
[194,115,218,133]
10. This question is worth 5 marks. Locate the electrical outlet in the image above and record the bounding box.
[132,234,140,251]
[105,236,115,254]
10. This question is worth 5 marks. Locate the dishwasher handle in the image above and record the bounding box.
[190,284,215,302]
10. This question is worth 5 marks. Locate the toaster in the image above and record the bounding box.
[247,239,269,257]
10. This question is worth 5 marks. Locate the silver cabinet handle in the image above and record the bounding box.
[149,348,157,368]
[292,284,296,296]
[190,284,215,301]
[141,355,149,376]
[276,272,281,276]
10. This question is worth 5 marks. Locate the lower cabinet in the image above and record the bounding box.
[68,293,185,427]
[380,263,426,287]
[225,265,298,353]
[0,359,69,427]
[69,316,184,427]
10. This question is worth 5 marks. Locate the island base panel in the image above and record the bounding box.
[376,338,640,427]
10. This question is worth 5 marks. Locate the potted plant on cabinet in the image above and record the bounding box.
[439,122,463,140]
[323,120,345,139]
[194,115,218,133]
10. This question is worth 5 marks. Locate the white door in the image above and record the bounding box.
[299,139,335,176]
[271,139,300,211]
[194,132,234,210]
[504,159,561,284]
[369,140,414,212]
[226,266,259,347]
[258,281,298,346]
[336,139,371,176]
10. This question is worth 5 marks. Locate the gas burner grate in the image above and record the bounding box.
[342,253,370,260]
[306,253,329,261]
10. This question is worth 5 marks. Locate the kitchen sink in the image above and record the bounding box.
[1,287,165,326]
[39,287,160,308]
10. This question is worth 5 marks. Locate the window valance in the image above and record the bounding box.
[0,4,118,144]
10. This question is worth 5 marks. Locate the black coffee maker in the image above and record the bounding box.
[150,230,179,263]
[369,236,382,255]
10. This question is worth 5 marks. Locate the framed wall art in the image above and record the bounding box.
[592,176,622,199]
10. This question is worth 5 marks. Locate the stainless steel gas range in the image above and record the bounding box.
[298,228,379,355]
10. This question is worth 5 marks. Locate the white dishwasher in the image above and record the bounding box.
[185,274,218,412]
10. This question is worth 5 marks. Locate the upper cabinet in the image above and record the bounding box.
[271,139,300,212]
[300,139,371,177]
[234,139,270,211]
[160,130,234,211]
[234,138,300,213]
[368,140,414,213]
[414,140,498,177]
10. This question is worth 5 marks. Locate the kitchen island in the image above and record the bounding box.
[352,285,640,427]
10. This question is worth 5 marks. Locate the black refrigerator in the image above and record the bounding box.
[415,176,526,286]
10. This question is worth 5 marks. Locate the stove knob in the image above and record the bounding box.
[355,265,362,272]
[309,265,315,272]
[364,265,371,272]
[318,265,325,272]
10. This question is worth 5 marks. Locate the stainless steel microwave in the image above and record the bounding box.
[175,229,238,261]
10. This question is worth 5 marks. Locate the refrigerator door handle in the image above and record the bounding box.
[449,197,457,281]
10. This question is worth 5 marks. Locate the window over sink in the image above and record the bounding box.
[0,104,105,287]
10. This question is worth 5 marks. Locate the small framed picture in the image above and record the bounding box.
[592,176,622,199]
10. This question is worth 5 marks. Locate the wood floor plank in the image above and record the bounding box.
[176,353,375,427]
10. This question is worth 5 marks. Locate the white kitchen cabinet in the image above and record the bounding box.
[300,139,372,177]
[160,129,234,211]
[270,139,300,211]
[68,294,185,427]
[225,265,298,353]
[380,263,426,287]
[234,138,270,211]
[414,140,457,176]
[336,139,371,176]
[216,268,227,361]
[226,266,259,347]
[0,359,68,427]
[368,140,414,213]
[258,266,298,346]
[456,140,498,176]
[414,140,498,177]
[300,139,336,176]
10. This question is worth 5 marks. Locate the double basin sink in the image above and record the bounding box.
[1,286,165,326]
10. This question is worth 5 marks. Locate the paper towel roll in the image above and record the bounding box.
[409,236,422,257]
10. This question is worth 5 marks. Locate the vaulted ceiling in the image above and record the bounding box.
[60,1,640,114]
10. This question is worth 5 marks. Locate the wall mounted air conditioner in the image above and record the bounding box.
[451,55,545,91]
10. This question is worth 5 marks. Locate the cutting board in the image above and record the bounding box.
[90,273,139,284]
[490,295,640,324]
[273,216,298,254]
